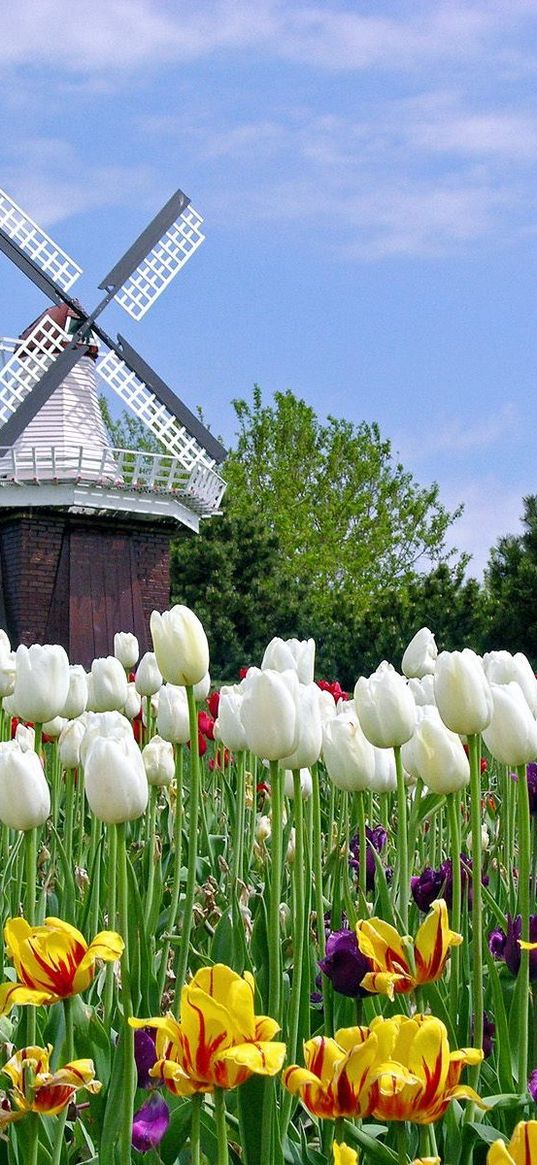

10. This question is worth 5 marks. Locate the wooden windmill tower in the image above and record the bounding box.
[0,187,226,664]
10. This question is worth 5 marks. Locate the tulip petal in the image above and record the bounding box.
[0,982,59,1012]
[219,1040,286,1076]
[414,900,462,984]
[333,1144,359,1165]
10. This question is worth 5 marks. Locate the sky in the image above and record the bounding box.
[1,0,537,577]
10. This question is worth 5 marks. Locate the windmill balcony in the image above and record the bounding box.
[0,443,226,529]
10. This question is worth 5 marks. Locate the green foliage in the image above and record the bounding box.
[99,395,164,454]
[482,493,537,663]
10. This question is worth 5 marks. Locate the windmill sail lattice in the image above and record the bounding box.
[0,184,226,525]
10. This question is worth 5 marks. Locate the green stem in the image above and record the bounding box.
[104,825,118,1026]
[24,827,37,926]
[231,751,245,886]
[281,769,306,1138]
[27,1112,40,1165]
[145,785,158,919]
[394,746,409,932]
[396,1121,408,1165]
[214,1087,229,1165]
[174,687,200,998]
[190,1093,202,1165]
[517,761,531,1086]
[115,822,134,1165]
[355,790,367,909]
[89,813,102,935]
[447,793,462,1037]
[467,733,483,1094]
[63,770,75,884]
[268,759,283,1023]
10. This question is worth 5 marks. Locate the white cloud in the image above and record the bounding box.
[443,476,525,577]
[395,404,520,463]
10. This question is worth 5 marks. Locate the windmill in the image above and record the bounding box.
[0,186,226,664]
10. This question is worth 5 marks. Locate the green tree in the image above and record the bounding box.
[483,494,537,661]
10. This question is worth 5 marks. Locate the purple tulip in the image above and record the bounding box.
[411,867,444,913]
[528,1068,537,1103]
[134,1028,158,1090]
[132,1093,170,1152]
[319,927,371,997]
[349,825,388,891]
[411,854,488,912]
[489,914,537,980]
[512,765,537,816]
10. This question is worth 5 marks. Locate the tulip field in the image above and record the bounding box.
[0,616,537,1164]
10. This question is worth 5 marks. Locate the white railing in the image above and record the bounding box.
[0,444,226,515]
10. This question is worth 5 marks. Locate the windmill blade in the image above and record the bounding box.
[0,313,87,445]
[0,189,82,293]
[97,334,226,469]
[99,191,205,321]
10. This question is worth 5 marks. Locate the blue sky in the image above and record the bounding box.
[1,0,537,575]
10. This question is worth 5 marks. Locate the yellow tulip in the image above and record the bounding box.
[356,900,462,998]
[0,1044,100,1126]
[131,963,286,1094]
[488,1122,537,1164]
[283,1027,385,1119]
[333,1144,359,1165]
[0,917,124,1012]
[367,1013,483,1124]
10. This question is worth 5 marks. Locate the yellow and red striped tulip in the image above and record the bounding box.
[283,1024,413,1120]
[131,963,285,1095]
[0,1044,100,1126]
[356,900,462,998]
[367,1013,483,1124]
[488,1122,537,1164]
[0,917,124,1012]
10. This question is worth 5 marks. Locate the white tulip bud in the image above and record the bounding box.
[370,746,397,793]
[434,649,493,736]
[354,662,416,749]
[322,711,376,792]
[214,686,248,752]
[0,649,16,699]
[193,673,211,701]
[240,669,299,761]
[261,637,315,685]
[80,710,134,768]
[483,650,537,716]
[283,767,313,799]
[12,644,70,724]
[150,605,209,687]
[0,741,50,830]
[401,627,437,679]
[482,682,537,766]
[135,652,163,697]
[59,718,86,770]
[156,684,190,744]
[42,716,66,739]
[142,735,175,787]
[90,657,129,713]
[15,723,35,752]
[61,666,88,720]
[279,683,322,770]
[123,683,142,721]
[84,735,148,823]
[113,631,139,671]
[407,706,470,794]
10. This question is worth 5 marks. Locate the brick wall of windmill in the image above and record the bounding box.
[0,509,175,664]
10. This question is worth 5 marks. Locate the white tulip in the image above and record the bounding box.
[142,692,159,728]
[483,650,537,716]
[135,652,163,697]
[261,637,315,685]
[322,711,376,792]
[283,767,313,799]
[15,723,35,752]
[0,629,10,652]
[354,662,416,749]
[401,627,437,679]
[370,746,397,793]
[61,666,88,720]
[408,675,436,707]
[0,741,50,830]
[12,644,70,724]
[240,669,299,761]
[114,631,139,671]
[42,716,66,739]
[214,686,248,752]
[84,735,148,823]
[279,683,323,770]
[156,684,190,744]
[80,711,134,768]
[318,689,338,726]
[256,814,271,842]
[123,683,142,721]
[434,649,493,736]
[407,707,470,794]
[193,673,211,701]
[90,657,129,713]
[59,718,86,770]
[482,681,537,766]
[150,605,209,687]
[142,736,175,787]
[0,649,16,699]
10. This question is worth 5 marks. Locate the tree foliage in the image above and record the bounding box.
[482,494,537,662]
[171,386,474,683]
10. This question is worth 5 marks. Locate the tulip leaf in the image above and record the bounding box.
[126,852,160,1015]
[237,1075,270,1165]
[49,824,76,923]
[157,1098,191,1165]
[339,1119,399,1164]
[466,1122,509,1144]
[484,946,515,1092]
